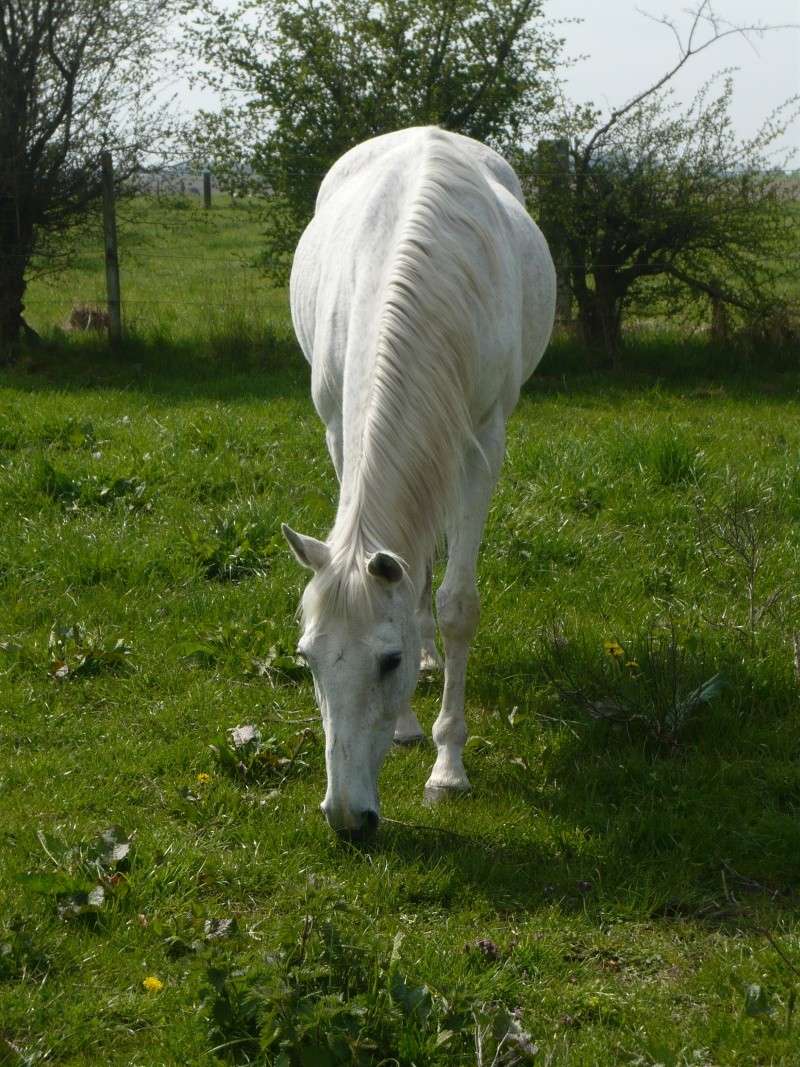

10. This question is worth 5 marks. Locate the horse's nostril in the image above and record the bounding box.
[332,809,379,843]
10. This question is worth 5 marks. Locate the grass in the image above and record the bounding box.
[1,198,799,1064]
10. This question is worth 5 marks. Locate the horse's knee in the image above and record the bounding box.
[436,582,479,644]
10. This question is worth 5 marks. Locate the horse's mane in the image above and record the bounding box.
[303,129,501,624]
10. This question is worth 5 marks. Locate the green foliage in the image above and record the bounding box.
[530,13,800,356]
[210,724,315,785]
[650,432,704,487]
[180,623,306,681]
[18,827,132,925]
[35,458,148,511]
[201,898,528,1065]
[38,416,96,450]
[185,516,279,581]
[539,624,726,747]
[0,920,50,982]
[696,482,785,649]
[47,623,133,680]
[186,0,565,277]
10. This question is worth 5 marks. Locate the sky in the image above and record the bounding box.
[552,0,799,157]
[178,0,800,158]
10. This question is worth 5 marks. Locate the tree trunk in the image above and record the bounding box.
[0,264,27,354]
[710,296,730,345]
[576,277,624,367]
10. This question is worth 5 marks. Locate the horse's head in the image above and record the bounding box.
[282,524,420,839]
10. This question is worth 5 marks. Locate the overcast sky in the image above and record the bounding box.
[178,0,800,157]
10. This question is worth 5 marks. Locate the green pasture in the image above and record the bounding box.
[1,198,799,1065]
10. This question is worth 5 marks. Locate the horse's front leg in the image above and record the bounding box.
[425,415,505,794]
[418,561,442,671]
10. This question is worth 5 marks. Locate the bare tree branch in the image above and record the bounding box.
[581,1,800,165]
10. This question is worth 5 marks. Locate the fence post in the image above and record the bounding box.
[536,138,572,326]
[203,170,212,209]
[101,150,122,344]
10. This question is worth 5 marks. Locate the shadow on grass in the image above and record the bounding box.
[370,651,800,924]
[3,333,800,405]
[2,328,311,403]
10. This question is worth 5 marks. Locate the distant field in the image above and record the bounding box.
[25,195,292,353]
[2,200,799,1065]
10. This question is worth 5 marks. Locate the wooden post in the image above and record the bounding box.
[101,150,122,344]
[536,138,572,326]
[203,170,212,209]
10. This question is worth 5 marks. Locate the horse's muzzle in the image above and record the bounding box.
[321,803,380,842]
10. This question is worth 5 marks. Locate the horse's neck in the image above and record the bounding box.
[329,356,429,589]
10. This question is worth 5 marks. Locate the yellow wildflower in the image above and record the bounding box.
[196,772,211,784]
[625,660,639,669]
[143,976,164,993]
[603,640,625,660]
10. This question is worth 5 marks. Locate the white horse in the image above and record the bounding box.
[283,126,555,838]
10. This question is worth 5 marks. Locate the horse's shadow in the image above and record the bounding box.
[370,656,800,924]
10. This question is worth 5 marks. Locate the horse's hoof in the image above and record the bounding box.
[423,782,471,805]
[393,732,427,747]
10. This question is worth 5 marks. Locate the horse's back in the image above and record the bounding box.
[315,126,525,212]
[290,127,555,427]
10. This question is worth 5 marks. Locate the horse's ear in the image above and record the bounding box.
[282,524,330,572]
[366,551,404,584]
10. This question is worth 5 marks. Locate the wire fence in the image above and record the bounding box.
[7,157,799,343]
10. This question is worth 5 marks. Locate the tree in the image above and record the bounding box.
[0,0,176,350]
[185,0,567,277]
[531,2,799,360]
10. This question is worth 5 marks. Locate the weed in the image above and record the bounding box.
[19,827,132,924]
[39,416,96,450]
[210,724,315,786]
[540,622,725,747]
[0,920,50,982]
[201,895,530,1065]
[696,482,785,650]
[48,622,133,679]
[185,515,278,580]
[651,432,703,486]
[180,624,305,683]
[34,458,147,510]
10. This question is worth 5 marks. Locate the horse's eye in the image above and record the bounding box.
[379,651,402,677]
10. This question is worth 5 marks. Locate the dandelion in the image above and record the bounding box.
[196,772,211,784]
[625,660,639,670]
[603,640,625,660]
[143,976,164,993]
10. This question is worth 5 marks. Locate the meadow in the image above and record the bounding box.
[1,197,800,1065]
